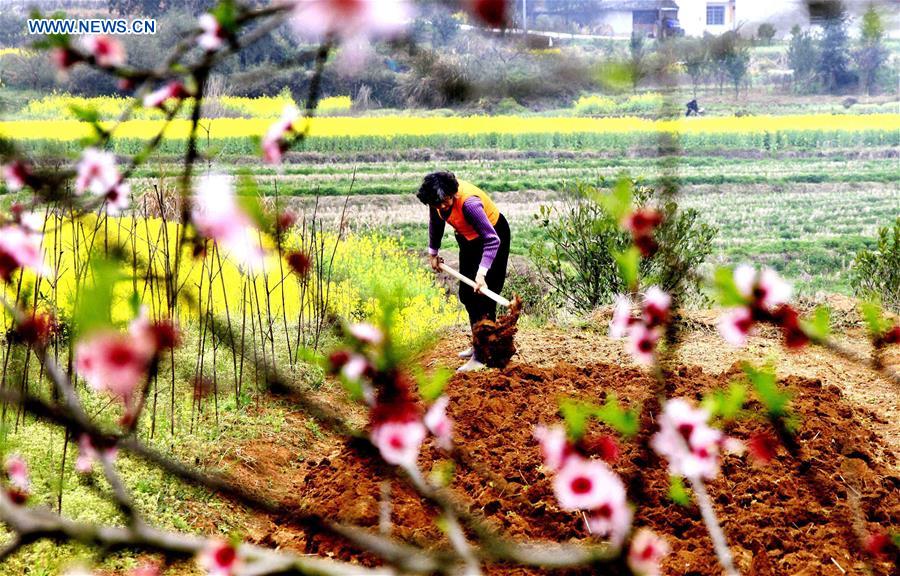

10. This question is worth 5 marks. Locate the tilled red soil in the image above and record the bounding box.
[248,361,899,575]
[472,296,523,368]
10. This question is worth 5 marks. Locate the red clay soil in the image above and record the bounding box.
[472,296,523,368]
[243,361,899,575]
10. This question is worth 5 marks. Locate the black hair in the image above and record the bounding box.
[416,171,459,206]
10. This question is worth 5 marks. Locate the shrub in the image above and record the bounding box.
[494,97,527,115]
[619,92,663,114]
[503,261,552,319]
[757,23,776,45]
[573,94,616,115]
[529,182,716,311]
[851,217,900,312]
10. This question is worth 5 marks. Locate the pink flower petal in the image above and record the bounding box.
[371,419,426,467]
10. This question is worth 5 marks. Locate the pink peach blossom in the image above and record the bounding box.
[651,398,731,480]
[348,322,383,345]
[625,323,659,366]
[75,330,155,405]
[0,224,51,281]
[552,456,622,512]
[424,396,453,450]
[198,14,226,52]
[290,0,412,42]
[609,294,632,339]
[75,434,118,474]
[642,286,670,328]
[371,419,426,467]
[584,481,632,547]
[340,353,369,382]
[2,161,29,191]
[197,539,240,576]
[82,35,126,67]
[4,454,29,492]
[104,182,131,215]
[262,106,298,164]
[192,174,265,269]
[143,82,187,109]
[75,148,120,196]
[717,306,753,347]
[533,424,571,472]
[628,528,669,576]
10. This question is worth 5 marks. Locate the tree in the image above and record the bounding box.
[680,37,709,97]
[431,11,460,46]
[757,23,776,45]
[708,32,747,97]
[787,25,817,88]
[723,41,750,98]
[816,1,852,93]
[629,33,650,93]
[856,5,887,96]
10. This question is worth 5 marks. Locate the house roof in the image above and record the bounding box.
[600,0,678,10]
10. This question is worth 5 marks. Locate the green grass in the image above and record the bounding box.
[0,315,328,575]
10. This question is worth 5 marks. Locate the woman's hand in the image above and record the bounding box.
[429,254,442,272]
[474,269,487,293]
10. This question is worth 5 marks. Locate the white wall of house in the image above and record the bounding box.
[677,0,898,39]
[593,10,634,37]
[678,0,737,36]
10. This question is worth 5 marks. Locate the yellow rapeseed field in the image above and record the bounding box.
[9,216,460,347]
[14,93,353,121]
[2,113,897,141]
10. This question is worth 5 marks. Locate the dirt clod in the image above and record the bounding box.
[472,295,522,368]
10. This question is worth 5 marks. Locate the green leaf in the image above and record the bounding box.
[703,382,747,420]
[211,0,239,32]
[128,289,141,318]
[235,173,271,231]
[713,267,747,307]
[668,475,691,505]
[595,61,633,92]
[559,398,598,441]
[614,247,640,290]
[596,177,632,222]
[339,373,365,402]
[73,257,120,335]
[742,363,790,417]
[595,394,639,437]
[416,366,452,402]
[68,105,100,124]
[800,306,831,341]
[428,459,455,488]
[860,301,891,336]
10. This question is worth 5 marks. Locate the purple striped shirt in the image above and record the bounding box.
[428,197,500,275]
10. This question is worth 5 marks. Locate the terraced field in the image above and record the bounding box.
[274,179,898,295]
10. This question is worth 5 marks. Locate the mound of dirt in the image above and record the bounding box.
[472,296,523,368]
[249,362,899,575]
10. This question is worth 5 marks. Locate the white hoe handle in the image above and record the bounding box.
[439,263,511,307]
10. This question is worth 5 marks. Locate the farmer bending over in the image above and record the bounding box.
[416,171,511,372]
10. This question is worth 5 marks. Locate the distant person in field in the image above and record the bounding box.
[416,171,511,372]
[686,99,701,116]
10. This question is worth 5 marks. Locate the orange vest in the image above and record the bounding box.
[440,181,500,241]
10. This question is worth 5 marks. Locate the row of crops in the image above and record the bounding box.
[120,154,897,197]
[3,114,898,155]
[13,93,353,120]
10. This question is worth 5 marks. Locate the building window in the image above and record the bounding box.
[706,4,725,26]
